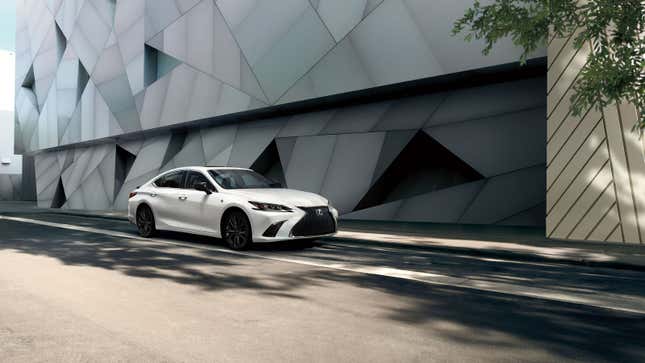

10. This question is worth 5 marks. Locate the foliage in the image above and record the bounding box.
[453,0,645,131]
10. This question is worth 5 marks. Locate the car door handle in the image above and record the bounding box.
[178,196,187,201]
[150,193,157,197]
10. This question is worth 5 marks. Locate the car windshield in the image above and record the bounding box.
[208,169,277,189]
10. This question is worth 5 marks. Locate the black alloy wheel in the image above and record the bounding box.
[136,205,157,237]
[223,210,252,250]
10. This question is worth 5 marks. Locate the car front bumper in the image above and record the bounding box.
[249,205,339,243]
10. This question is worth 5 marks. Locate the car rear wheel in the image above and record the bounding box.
[222,210,252,250]
[136,205,157,238]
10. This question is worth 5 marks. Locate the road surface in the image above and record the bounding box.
[0,212,644,362]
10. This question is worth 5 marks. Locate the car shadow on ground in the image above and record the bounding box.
[153,230,323,252]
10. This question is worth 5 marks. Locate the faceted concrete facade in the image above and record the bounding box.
[32,77,547,226]
[19,0,546,226]
[547,31,645,243]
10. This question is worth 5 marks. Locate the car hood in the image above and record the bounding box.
[227,188,328,207]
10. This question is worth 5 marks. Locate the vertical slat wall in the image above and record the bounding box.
[547,33,645,244]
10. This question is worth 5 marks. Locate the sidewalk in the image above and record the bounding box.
[2,202,645,271]
[336,220,645,271]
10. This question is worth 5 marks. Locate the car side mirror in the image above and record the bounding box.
[195,182,212,195]
[269,181,283,188]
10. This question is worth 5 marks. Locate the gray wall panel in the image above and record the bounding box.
[426,107,546,177]
[320,132,385,213]
[341,199,402,221]
[460,166,545,225]
[227,119,285,168]
[283,134,336,194]
[396,180,485,223]
[0,174,22,201]
[427,78,546,127]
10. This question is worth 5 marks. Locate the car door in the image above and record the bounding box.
[179,171,221,235]
[150,170,187,231]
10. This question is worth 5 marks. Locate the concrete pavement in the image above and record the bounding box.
[1,210,645,362]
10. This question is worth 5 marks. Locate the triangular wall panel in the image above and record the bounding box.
[147,0,268,104]
[354,131,483,211]
[115,144,136,200]
[51,177,67,208]
[251,140,287,187]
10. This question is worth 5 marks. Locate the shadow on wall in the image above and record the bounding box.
[0,216,644,362]
[0,174,22,201]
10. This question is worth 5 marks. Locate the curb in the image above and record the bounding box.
[35,210,645,273]
[327,236,645,273]
[44,211,130,222]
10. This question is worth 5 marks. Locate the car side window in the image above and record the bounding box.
[185,171,214,190]
[154,171,185,188]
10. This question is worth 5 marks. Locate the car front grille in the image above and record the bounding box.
[290,206,336,237]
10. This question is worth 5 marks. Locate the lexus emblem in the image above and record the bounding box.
[315,208,324,216]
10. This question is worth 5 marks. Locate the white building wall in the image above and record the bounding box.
[0,50,21,174]
[0,50,22,200]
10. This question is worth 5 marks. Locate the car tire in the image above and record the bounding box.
[136,205,157,238]
[222,210,253,250]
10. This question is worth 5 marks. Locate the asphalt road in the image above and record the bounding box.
[0,212,644,362]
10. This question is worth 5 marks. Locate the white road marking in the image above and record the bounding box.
[1,214,644,315]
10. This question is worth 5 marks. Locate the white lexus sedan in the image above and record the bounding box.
[127,167,338,250]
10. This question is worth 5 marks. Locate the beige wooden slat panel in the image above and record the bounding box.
[547,41,590,116]
[547,105,594,162]
[546,75,597,143]
[617,101,645,244]
[569,183,616,240]
[546,145,609,235]
[550,163,613,239]
[606,224,623,243]
[547,113,603,191]
[548,35,556,47]
[643,124,645,156]
[603,104,641,242]
[548,33,572,69]
[547,106,601,167]
[547,86,575,141]
[588,204,620,242]
[547,135,606,214]
[548,29,583,90]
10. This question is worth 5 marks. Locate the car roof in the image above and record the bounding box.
[143,166,253,188]
[162,166,252,174]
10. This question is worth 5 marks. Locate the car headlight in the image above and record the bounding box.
[249,201,293,212]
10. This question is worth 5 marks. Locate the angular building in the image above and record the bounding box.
[15,0,547,226]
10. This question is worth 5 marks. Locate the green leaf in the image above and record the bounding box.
[453,0,645,131]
